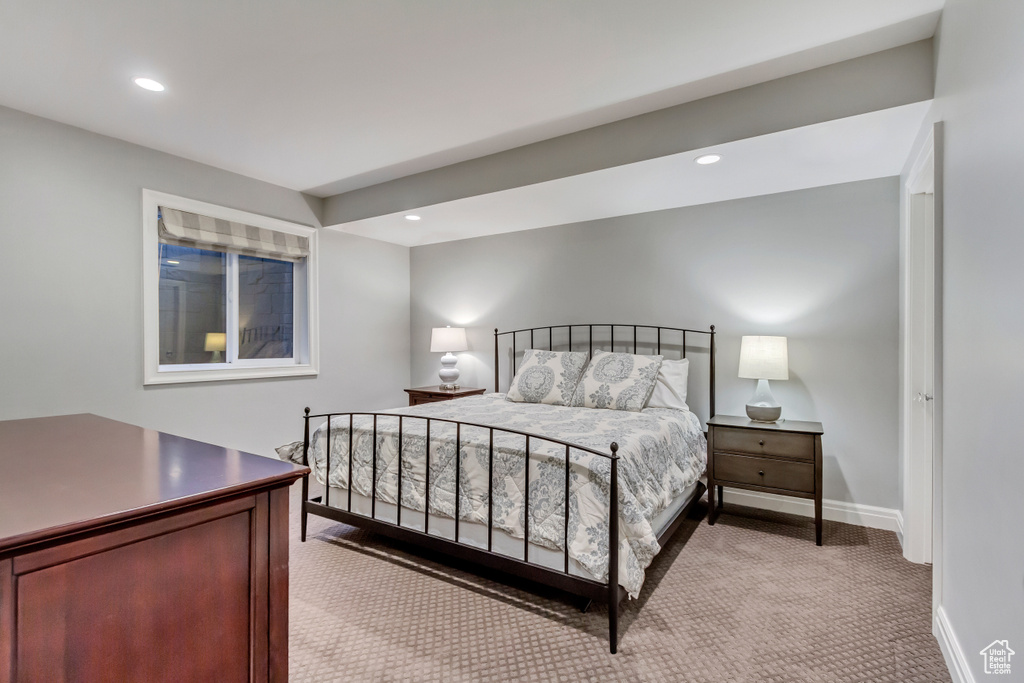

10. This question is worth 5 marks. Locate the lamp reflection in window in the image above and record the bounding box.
[205,332,226,363]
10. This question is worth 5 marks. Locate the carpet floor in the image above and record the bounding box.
[287,484,951,682]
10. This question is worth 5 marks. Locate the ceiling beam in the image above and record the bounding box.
[323,39,933,228]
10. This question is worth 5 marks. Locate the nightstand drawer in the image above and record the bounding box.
[410,395,448,406]
[714,452,815,493]
[713,427,814,461]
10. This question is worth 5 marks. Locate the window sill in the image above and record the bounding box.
[143,364,318,386]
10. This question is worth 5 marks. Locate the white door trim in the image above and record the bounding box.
[930,121,945,617]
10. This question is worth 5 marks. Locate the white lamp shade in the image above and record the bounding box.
[204,332,227,352]
[430,326,468,353]
[738,336,789,380]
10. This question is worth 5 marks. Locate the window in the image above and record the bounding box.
[143,190,318,384]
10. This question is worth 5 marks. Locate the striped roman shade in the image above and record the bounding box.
[158,206,309,261]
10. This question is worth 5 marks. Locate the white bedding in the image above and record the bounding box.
[287,393,706,597]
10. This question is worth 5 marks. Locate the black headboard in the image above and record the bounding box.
[493,324,715,420]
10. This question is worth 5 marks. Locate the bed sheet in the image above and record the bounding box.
[283,393,706,597]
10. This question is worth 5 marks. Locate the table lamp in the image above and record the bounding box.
[430,326,468,389]
[205,332,226,363]
[738,336,788,422]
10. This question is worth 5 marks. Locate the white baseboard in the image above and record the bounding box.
[718,488,902,532]
[934,605,974,683]
[895,509,905,548]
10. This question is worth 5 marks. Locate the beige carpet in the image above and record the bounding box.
[287,484,951,682]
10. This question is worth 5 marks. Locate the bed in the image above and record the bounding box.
[284,323,716,653]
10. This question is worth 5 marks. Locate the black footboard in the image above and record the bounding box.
[299,408,630,652]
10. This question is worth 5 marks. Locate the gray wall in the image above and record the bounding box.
[0,105,411,457]
[930,1,1024,675]
[411,178,900,510]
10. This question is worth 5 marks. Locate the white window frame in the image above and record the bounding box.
[143,189,319,385]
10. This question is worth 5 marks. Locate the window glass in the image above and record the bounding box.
[145,190,317,383]
[238,255,294,359]
[158,245,226,365]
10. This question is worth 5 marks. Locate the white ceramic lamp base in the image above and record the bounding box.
[746,378,782,422]
[438,352,460,389]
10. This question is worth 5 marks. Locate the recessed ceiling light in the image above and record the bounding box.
[695,154,722,165]
[405,215,421,221]
[133,77,165,92]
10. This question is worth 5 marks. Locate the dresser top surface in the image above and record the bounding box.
[707,414,823,434]
[0,414,307,552]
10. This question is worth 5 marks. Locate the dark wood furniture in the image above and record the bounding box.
[301,323,715,653]
[706,415,824,545]
[0,414,308,683]
[405,385,486,406]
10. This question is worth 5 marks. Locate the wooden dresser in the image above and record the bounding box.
[706,415,824,545]
[0,414,308,682]
[404,385,486,406]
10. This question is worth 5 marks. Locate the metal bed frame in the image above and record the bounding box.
[299,323,715,653]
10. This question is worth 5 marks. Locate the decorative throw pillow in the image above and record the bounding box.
[571,350,663,412]
[646,357,690,412]
[506,349,589,405]
[275,440,305,465]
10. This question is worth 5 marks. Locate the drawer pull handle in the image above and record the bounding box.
[758,470,764,476]
[759,440,764,446]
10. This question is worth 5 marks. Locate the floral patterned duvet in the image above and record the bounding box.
[284,393,706,597]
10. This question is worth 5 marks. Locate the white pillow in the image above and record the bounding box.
[646,357,689,412]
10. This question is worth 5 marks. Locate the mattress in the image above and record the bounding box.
[289,393,707,597]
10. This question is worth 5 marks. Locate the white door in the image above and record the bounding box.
[902,136,936,565]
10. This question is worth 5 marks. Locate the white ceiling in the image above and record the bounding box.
[0,0,942,197]
[332,101,932,246]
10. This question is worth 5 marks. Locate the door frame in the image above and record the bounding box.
[930,122,944,614]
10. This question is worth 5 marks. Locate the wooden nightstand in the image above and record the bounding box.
[707,415,825,545]
[404,385,486,406]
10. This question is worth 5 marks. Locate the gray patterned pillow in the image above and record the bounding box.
[275,440,305,465]
[571,350,663,412]
[506,349,589,405]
